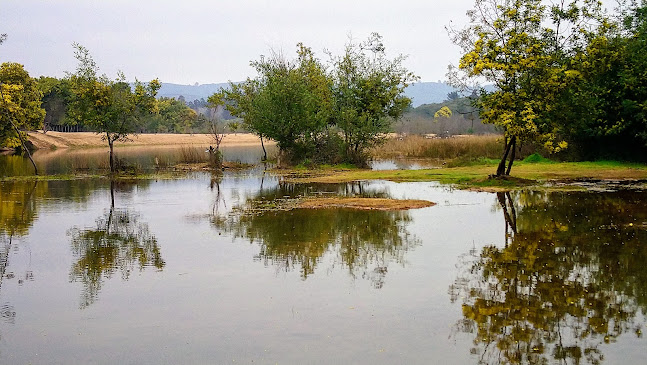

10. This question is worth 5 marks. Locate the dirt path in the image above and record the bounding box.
[27,131,268,149]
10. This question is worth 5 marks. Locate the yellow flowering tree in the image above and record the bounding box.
[449,0,603,175]
[434,106,453,119]
[0,63,45,149]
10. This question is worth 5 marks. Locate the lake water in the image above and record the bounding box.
[0,144,277,177]
[0,149,646,364]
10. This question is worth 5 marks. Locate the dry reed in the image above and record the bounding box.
[372,135,505,160]
[178,146,207,164]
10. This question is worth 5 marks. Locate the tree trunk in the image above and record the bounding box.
[108,138,115,174]
[505,137,517,176]
[10,124,37,175]
[496,136,518,176]
[496,137,512,176]
[260,136,267,161]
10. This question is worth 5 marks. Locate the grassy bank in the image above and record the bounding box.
[4,159,647,191]
[282,159,647,190]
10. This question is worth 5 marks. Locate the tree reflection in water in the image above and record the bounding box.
[212,181,419,288]
[0,181,41,325]
[68,181,165,308]
[0,179,109,322]
[451,191,647,364]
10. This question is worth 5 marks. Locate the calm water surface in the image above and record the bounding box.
[0,151,646,364]
[0,144,276,177]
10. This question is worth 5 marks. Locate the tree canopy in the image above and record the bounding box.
[329,33,418,162]
[211,34,416,165]
[210,44,334,163]
[0,62,45,149]
[66,43,160,172]
[554,0,647,160]
[449,0,609,175]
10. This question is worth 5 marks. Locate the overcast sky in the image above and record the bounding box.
[0,0,616,85]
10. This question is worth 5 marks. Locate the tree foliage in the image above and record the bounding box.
[212,34,416,165]
[0,62,45,148]
[449,0,606,175]
[434,106,453,119]
[555,0,647,160]
[37,76,71,131]
[66,43,160,172]
[140,97,197,133]
[329,33,418,163]
[211,44,333,163]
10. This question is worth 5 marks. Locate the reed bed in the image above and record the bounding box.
[372,135,504,160]
[178,146,208,164]
[68,156,109,171]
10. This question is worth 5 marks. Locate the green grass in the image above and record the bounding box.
[283,159,647,190]
[4,158,646,191]
[522,153,554,163]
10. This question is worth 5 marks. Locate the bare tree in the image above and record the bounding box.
[208,119,225,170]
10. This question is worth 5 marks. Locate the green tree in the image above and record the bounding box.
[449,0,604,175]
[141,97,197,133]
[556,0,647,160]
[0,62,45,174]
[37,76,72,132]
[213,35,416,165]
[330,33,418,164]
[67,44,160,173]
[211,44,333,164]
[0,63,45,149]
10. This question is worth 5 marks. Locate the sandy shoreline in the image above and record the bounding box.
[27,131,268,149]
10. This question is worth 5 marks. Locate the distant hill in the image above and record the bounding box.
[405,82,458,107]
[157,82,230,102]
[158,81,459,106]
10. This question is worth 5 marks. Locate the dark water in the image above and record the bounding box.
[0,156,646,364]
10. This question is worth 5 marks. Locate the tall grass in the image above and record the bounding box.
[372,135,537,162]
[178,146,207,164]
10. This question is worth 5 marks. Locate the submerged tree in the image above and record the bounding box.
[67,43,160,173]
